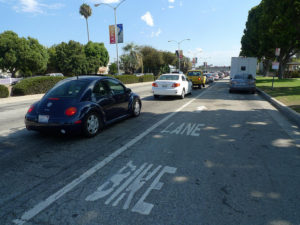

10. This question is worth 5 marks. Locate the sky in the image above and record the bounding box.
[0,0,261,66]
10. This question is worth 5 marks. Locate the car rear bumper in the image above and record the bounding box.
[152,88,182,96]
[25,117,82,134]
[229,85,256,92]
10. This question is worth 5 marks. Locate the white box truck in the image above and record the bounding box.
[230,57,257,79]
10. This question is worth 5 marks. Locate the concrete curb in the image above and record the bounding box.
[257,88,300,127]
[0,82,153,105]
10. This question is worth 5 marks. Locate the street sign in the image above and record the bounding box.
[117,24,123,43]
[272,62,279,70]
[109,25,116,44]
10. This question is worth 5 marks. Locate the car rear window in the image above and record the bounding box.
[187,71,202,76]
[157,75,179,80]
[45,80,90,98]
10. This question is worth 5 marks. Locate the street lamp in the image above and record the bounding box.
[95,0,126,75]
[168,39,190,72]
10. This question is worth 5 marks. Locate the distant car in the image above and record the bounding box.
[204,73,214,83]
[47,73,64,77]
[25,76,142,137]
[186,70,206,88]
[212,73,219,80]
[229,74,256,94]
[152,74,192,99]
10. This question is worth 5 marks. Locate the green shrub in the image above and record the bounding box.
[0,85,9,98]
[12,76,65,96]
[138,75,155,82]
[285,71,300,78]
[111,74,154,84]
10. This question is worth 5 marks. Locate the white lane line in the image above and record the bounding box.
[13,90,207,225]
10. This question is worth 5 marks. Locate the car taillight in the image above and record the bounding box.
[65,107,77,116]
[152,82,158,87]
[48,98,60,100]
[172,83,180,87]
[27,105,34,113]
[198,77,201,81]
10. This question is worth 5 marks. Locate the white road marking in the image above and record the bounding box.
[131,166,177,215]
[195,105,207,113]
[13,90,207,225]
[161,122,205,136]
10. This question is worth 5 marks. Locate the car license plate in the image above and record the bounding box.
[38,115,49,123]
[162,85,168,88]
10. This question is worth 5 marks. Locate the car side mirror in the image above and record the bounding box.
[126,88,132,94]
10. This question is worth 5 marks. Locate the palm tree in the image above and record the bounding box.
[122,43,143,74]
[79,3,92,42]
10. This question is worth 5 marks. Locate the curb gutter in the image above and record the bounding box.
[257,88,300,128]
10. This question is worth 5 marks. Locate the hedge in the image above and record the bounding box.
[12,76,65,96]
[285,71,300,78]
[10,74,155,96]
[0,85,9,98]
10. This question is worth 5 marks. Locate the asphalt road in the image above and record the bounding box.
[0,79,299,225]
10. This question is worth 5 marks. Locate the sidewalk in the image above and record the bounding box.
[257,88,300,128]
[0,82,153,105]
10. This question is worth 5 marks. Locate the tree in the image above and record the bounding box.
[121,43,143,74]
[79,3,92,43]
[0,31,25,77]
[84,41,109,74]
[54,41,87,76]
[109,63,118,74]
[140,46,163,76]
[21,37,48,76]
[0,31,48,77]
[240,0,300,78]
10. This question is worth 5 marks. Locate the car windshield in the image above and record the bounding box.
[187,71,201,76]
[157,75,179,80]
[45,80,90,98]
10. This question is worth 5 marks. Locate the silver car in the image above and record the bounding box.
[229,74,256,94]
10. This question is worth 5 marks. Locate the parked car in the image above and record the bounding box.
[46,73,64,77]
[212,73,219,80]
[25,76,141,137]
[186,70,206,88]
[152,74,192,99]
[229,74,256,94]
[204,73,214,83]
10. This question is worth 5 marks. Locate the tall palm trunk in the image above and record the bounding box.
[85,19,90,42]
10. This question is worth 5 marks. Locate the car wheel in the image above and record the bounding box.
[180,89,185,99]
[154,95,160,99]
[132,99,141,117]
[83,112,103,138]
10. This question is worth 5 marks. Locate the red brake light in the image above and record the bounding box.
[172,83,180,87]
[65,107,77,116]
[152,82,158,87]
[27,105,34,113]
[198,77,201,81]
[48,98,60,100]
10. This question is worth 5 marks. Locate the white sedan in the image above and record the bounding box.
[152,74,192,99]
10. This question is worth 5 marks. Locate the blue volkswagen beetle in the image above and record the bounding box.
[25,76,142,137]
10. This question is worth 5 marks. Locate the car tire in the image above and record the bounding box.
[131,98,141,117]
[82,111,103,138]
[154,95,160,99]
[180,89,185,99]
